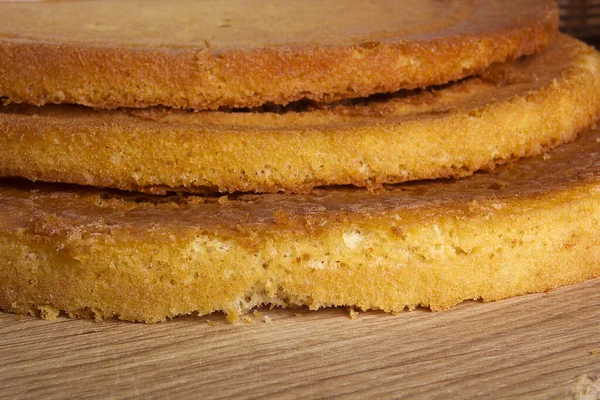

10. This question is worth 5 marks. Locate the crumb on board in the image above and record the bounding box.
[349,308,359,320]
[38,305,60,320]
[253,310,262,318]
[571,373,600,398]
[295,312,303,317]
[243,316,253,324]
[591,349,598,355]
[263,315,272,324]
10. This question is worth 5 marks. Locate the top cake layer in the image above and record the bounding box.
[0,0,558,110]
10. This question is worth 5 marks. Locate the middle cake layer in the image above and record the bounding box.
[1,34,600,194]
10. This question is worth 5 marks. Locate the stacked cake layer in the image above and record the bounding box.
[1,0,599,322]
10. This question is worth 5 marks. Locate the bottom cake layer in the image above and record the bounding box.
[2,130,600,322]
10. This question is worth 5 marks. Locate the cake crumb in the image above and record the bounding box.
[218,195,229,204]
[349,308,359,320]
[243,316,253,324]
[206,319,216,326]
[591,349,598,355]
[295,312,303,317]
[571,373,600,399]
[542,153,551,161]
[16,315,23,322]
[263,315,272,324]
[253,310,262,318]
[38,305,59,320]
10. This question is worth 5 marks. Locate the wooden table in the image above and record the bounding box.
[1,278,600,399]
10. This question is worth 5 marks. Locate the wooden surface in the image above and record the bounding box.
[1,279,600,399]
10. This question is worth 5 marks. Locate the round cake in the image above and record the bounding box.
[0,0,557,110]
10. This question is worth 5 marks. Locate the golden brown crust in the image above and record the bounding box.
[0,0,558,110]
[1,34,599,194]
[2,129,600,323]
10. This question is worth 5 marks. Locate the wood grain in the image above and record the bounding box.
[1,278,600,399]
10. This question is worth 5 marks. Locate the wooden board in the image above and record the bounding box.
[1,278,600,399]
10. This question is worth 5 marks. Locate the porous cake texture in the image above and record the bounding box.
[2,1,599,324]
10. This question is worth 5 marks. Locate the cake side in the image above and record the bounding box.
[0,0,557,110]
[1,181,598,323]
